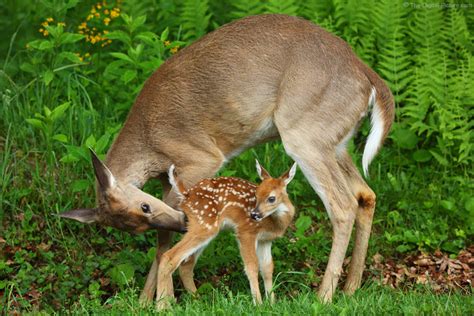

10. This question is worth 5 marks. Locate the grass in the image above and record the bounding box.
[15,284,471,315]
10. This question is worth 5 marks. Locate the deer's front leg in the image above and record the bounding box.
[257,241,275,303]
[140,230,174,303]
[239,235,262,304]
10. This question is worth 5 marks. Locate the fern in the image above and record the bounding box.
[264,0,299,16]
[297,0,334,22]
[180,0,212,41]
[229,0,265,19]
[372,0,412,103]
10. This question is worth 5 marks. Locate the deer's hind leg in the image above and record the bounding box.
[274,79,370,302]
[336,151,376,295]
[178,248,204,293]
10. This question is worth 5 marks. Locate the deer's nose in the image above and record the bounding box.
[250,209,262,221]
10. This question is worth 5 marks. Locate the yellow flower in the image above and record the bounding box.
[103,17,110,25]
[110,9,119,18]
[78,22,87,29]
[103,30,109,34]
[85,52,91,58]
[42,21,49,27]
[96,4,102,9]
[43,30,49,36]
[107,39,112,44]
[47,17,54,22]
[57,22,66,27]
[164,40,171,46]
[104,9,109,15]
[87,14,94,21]
[39,28,44,33]
[91,7,96,14]
[78,30,84,34]
[170,46,179,54]
[94,12,100,18]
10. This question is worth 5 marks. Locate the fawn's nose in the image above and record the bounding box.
[250,209,262,221]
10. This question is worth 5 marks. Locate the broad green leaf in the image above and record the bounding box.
[412,149,431,162]
[52,134,68,143]
[38,41,54,50]
[440,200,454,211]
[110,52,134,64]
[392,128,419,149]
[109,263,135,286]
[295,215,311,236]
[43,70,54,86]
[59,51,82,63]
[72,179,91,192]
[20,62,36,73]
[26,118,45,130]
[85,135,96,148]
[160,27,169,41]
[50,102,70,121]
[121,69,137,83]
[105,30,131,46]
[60,154,79,163]
[95,132,111,154]
[59,33,84,44]
[130,15,146,33]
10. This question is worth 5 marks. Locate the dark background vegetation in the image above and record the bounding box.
[0,0,472,313]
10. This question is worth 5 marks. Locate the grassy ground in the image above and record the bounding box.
[11,284,471,315]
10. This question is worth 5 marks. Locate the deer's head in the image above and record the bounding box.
[250,160,297,221]
[59,150,186,233]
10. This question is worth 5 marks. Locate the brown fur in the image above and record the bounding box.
[60,14,395,303]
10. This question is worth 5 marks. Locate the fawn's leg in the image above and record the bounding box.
[178,248,203,293]
[337,151,376,294]
[239,234,262,304]
[257,241,275,303]
[156,230,215,309]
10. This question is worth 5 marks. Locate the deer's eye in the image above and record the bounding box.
[141,203,151,214]
[267,196,276,203]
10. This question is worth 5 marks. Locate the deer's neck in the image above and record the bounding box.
[105,122,170,188]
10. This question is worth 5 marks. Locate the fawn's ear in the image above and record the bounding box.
[255,159,271,180]
[168,165,186,197]
[90,148,116,191]
[281,162,297,186]
[59,208,99,224]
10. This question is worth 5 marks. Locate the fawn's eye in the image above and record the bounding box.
[267,196,276,203]
[141,203,151,214]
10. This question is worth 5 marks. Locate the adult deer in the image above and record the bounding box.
[60,14,394,303]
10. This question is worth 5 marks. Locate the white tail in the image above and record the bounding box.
[155,162,297,309]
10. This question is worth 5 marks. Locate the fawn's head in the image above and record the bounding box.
[250,160,297,221]
[59,150,186,233]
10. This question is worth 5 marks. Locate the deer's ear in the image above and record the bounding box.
[90,149,116,190]
[59,208,99,224]
[281,162,297,186]
[255,159,271,180]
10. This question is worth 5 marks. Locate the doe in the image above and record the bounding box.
[156,161,297,308]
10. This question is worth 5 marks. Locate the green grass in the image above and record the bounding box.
[19,284,472,315]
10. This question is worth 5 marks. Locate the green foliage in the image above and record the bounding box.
[1,0,473,312]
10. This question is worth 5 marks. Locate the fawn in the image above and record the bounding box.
[155,160,297,309]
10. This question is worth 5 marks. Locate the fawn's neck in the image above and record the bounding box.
[265,198,295,236]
